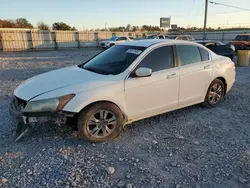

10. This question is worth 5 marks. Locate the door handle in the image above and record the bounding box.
[204,65,211,69]
[167,73,176,79]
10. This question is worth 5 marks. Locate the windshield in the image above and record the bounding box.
[82,45,146,75]
[147,35,156,39]
[235,35,250,41]
[216,41,225,45]
[167,35,177,39]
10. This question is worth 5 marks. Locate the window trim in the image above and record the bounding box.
[126,44,177,78]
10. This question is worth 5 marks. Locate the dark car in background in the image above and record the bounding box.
[232,34,250,50]
[196,40,235,60]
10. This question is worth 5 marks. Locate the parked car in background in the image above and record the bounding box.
[166,35,195,41]
[232,34,250,50]
[196,40,235,60]
[145,35,168,39]
[10,39,235,142]
[100,36,134,48]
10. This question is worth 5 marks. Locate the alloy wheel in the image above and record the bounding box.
[86,110,117,138]
[208,83,223,105]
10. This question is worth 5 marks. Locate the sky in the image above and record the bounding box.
[0,0,250,30]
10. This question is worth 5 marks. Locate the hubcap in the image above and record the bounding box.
[208,83,223,104]
[86,110,117,138]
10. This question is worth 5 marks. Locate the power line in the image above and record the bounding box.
[209,1,250,11]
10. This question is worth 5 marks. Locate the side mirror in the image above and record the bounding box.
[135,67,152,77]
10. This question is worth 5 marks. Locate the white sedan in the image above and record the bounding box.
[10,40,235,142]
[100,36,134,48]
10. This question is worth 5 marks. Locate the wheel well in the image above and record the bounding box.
[216,77,227,94]
[66,101,127,128]
[78,100,127,121]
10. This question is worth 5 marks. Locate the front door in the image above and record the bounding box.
[125,46,179,120]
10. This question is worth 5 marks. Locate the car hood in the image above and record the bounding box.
[14,66,109,100]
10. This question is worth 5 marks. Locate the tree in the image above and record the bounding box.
[71,27,77,31]
[52,22,75,31]
[37,21,49,30]
[126,24,132,31]
[0,19,17,28]
[16,18,33,28]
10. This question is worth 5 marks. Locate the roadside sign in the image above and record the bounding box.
[171,24,178,29]
[160,17,171,28]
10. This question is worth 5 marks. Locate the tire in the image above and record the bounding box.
[77,102,124,142]
[203,79,225,108]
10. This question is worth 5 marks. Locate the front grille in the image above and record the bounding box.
[13,96,27,110]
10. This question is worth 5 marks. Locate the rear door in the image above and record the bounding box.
[176,45,213,106]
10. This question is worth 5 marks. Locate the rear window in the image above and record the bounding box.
[167,36,177,39]
[235,35,250,41]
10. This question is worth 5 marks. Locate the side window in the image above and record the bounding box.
[199,48,210,61]
[176,45,201,66]
[137,46,174,72]
[117,37,127,41]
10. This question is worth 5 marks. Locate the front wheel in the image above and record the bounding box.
[203,79,225,108]
[77,102,124,142]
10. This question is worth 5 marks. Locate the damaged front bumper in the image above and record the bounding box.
[9,96,75,142]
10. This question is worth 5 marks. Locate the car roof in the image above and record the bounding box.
[118,39,195,47]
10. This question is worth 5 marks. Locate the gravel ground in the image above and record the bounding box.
[0,49,250,188]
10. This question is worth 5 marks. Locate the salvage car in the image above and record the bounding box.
[10,40,235,142]
[196,40,235,60]
[100,36,134,48]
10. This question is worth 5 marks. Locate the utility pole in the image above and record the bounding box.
[105,22,107,39]
[203,0,208,41]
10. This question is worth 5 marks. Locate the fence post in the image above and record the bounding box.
[54,32,58,49]
[77,31,80,48]
[222,32,225,43]
[29,30,34,50]
[0,31,4,52]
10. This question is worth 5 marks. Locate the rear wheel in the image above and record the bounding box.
[77,102,123,142]
[203,79,225,108]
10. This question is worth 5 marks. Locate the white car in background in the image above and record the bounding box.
[100,36,134,48]
[167,35,195,41]
[10,40,235,142]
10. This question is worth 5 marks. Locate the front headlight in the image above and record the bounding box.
[23,94,75,113]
